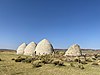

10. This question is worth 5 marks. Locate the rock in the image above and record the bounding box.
[35,39,54,55]
[65,44,82,56]
[24,42,37,56]
[16,43,26,54]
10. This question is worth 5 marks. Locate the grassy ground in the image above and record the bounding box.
[0,51,100,75]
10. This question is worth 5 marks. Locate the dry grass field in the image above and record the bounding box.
[0,50,100,75]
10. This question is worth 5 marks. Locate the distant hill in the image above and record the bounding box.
[54,49,67,51]
[54,48,100,51]
[0,49,16,52]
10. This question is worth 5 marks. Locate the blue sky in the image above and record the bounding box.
[0,0,100,49]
